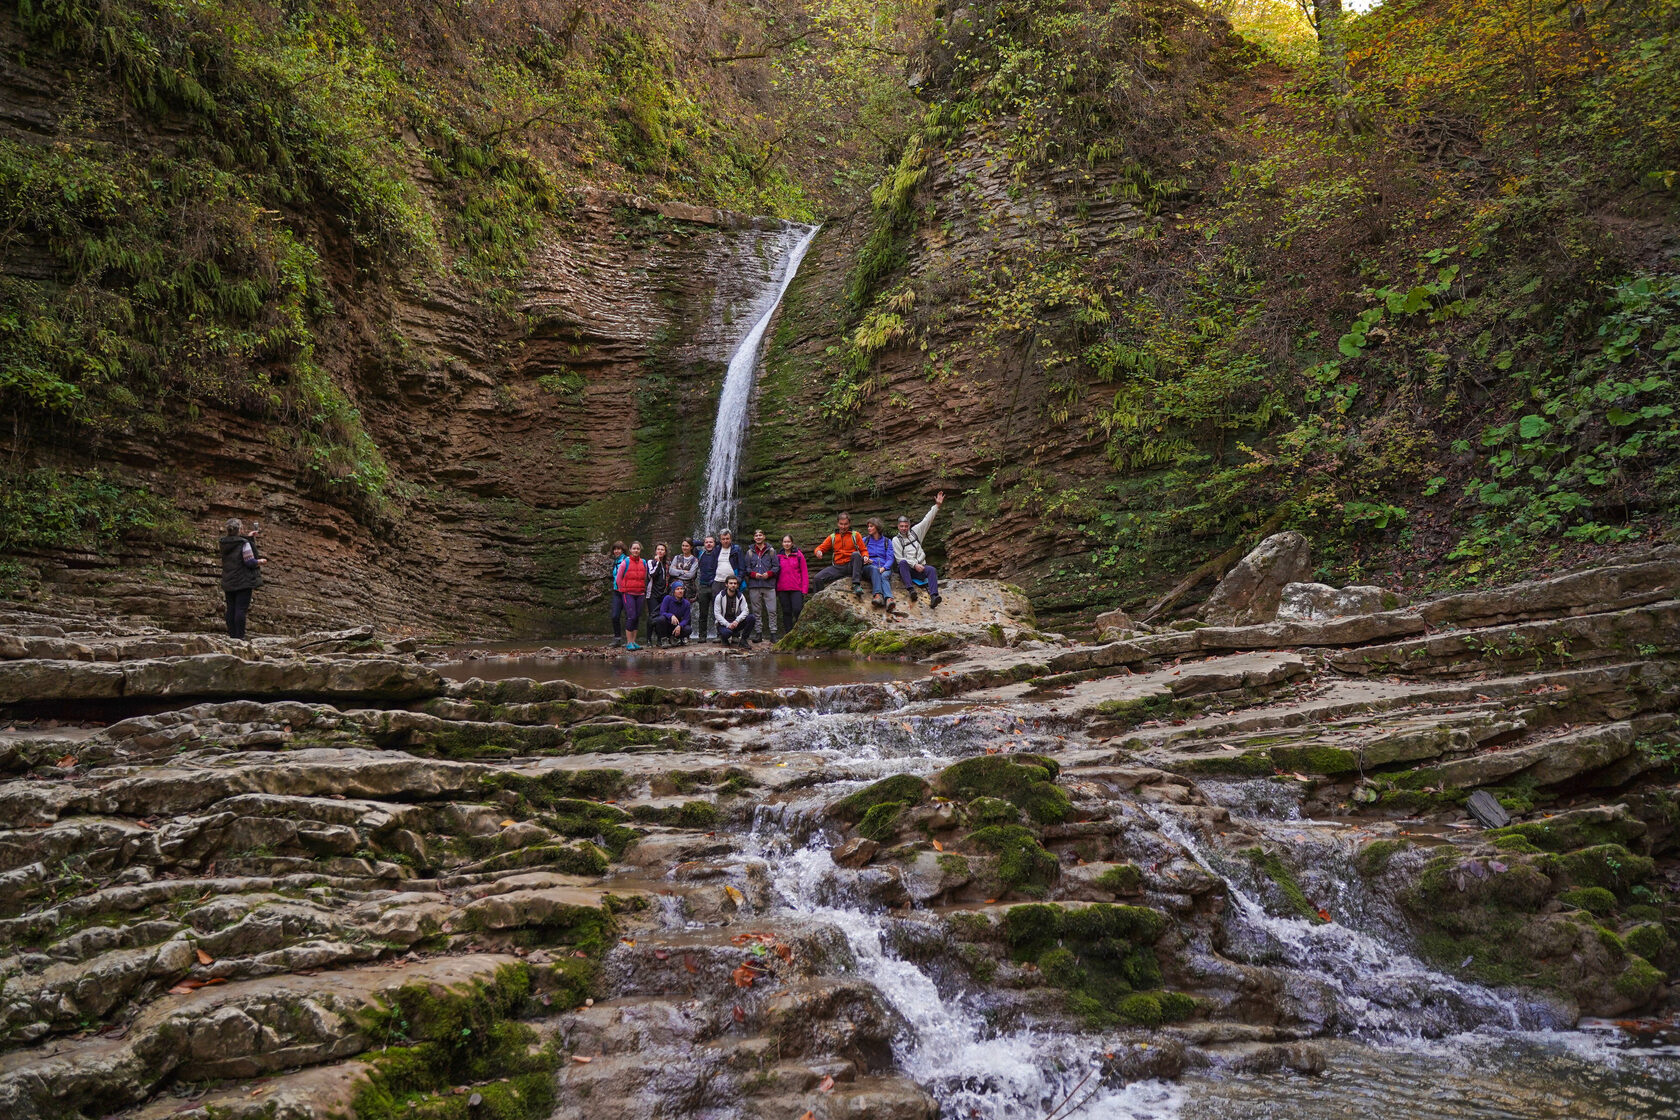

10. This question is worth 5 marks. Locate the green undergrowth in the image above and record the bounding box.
[1243,847,1325,924]
[830,774,929,823]
[970,826,1059,897]
[1002,903,1194,1028]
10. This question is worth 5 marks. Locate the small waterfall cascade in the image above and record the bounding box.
[696,222,820,537]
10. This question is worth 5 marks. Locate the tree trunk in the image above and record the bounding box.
[1313,0,1349,87]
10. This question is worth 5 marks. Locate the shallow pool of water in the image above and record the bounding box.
[1178,1031,1680,1119]
[432,648,929,691]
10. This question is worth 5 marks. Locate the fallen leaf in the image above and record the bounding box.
[931,840,944,852]
[570,1055,593,1064]
[800,1112,816,1120]
[732,1005,746,1023]
[468,1093,483,1107]
[985,898,997,904]
[167,986,195,995]
[500,819,516,828]
[56,755,77,768]
[654,949,670,961]
[684,955,700,974]
[724,885,745,906]
[1316,908,1332,922]
[620,937,636,948]
[819,1075,835,1093]
[195,948,214,965]
[900,721,913,733]
[731,963,758,988]
[204,977,228,985]
[774,943,793,963]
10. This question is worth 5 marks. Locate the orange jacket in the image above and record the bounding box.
[816,530,866,565]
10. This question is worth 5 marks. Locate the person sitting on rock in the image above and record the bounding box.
[893,491,945,609]
[811,512,867,597]
[714,575,756,647]
[218,518,267,639]
[669,538,700,595]
[607,540,628,646]
[652,582,692,647]
[695,535,720,641]
[776,534,809,634]
[613,541,648,651]
[862,518,897,612]
[743,529,781,645]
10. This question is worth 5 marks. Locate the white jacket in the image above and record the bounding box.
[714,589,751,627]
[892,504,938,566]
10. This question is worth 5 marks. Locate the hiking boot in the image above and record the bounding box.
[907,588,918,604]
[611,636,624,647]
[871,593,884,608]
[929,594,942,609]
[624,641,641,651]
[851,582,863,598]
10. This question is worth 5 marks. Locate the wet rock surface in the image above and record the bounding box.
[0,559,1676,1118]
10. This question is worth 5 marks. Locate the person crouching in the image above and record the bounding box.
[714,575,756,647]
[652,582,692,647]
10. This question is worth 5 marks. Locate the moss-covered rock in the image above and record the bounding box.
[829,774,929,823]
[1243,847,1324,923]
[1001,903,1178,1028]
[778,594,870,650]
[935,755,1072,825]
[857,801,906,842]
[971,825,1059,896]
[1095,863,1144,895]
[1557,886,1618,916]
[1547,843,1655,894]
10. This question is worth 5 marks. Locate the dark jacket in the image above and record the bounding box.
[645,557,671,601]
[219,535,262,593]
[709,544,745,587]
[657,594,691,629]
[744,544,780,589]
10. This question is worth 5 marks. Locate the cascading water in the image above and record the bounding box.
[696,223,820,537]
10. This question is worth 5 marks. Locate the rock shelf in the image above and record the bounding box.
[0,558,1676,1119]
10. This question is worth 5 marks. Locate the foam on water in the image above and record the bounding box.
[757,827,1183,1119]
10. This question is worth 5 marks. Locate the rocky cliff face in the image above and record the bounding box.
[3,189,799,636]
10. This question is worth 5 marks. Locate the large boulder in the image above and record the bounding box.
[1199,532,1312,626]
[1275,582,1406,621]
[781,579,1038,656]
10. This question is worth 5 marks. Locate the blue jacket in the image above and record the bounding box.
[657,594,691,629]
[864,534,895,570]
[697,546,720,585]
[744,544,780,588]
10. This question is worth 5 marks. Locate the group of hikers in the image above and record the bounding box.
[609,493,946,650]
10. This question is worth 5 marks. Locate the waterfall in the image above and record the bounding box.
[696,223,820,537]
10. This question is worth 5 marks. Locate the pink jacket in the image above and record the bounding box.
[776,548,809,593]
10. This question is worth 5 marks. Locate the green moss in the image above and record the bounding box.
[352,964,561,1120]
[1243,847,1323,923]
[971,826,1059,897]
[1004,902,1173,1027]
[857,801,906,843]
[674,801,718,829]
[1557,886,1618,916]
[1157,991,1200,1020]
[1095,863,1144,895]
[935,755,1072,825]
[1090,693,1200,728]
[1548,844,1655,893]
[830,774,929,823]
[1625,923,1670,961]
[1268,744,1359,776]
[968,795,1022,827]
[851,629,964,658]
[1490,816,1646,854]
[1117,992,1164,1027]
[540,799,638,858]
[1356,839,1411,877]
[1171,750,1278,777]
[778,595,869,650]
[1613,955,1664,1002]
[1490,833,1543,854]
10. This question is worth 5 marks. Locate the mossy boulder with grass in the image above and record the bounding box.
[1000,903,1189,1029]
[970,825,1059,897]
[934,755,1073,825]
[829,774,929,824]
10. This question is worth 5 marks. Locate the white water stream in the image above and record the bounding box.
[696,223,820,537]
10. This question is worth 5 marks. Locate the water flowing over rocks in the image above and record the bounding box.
[0,555,1677,1119]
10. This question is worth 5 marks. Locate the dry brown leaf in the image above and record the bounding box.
[500,819,516,828]
[799,1111,816,1120]
[818,1075,835,1093]
[724,885,745,906]
[730,963,757,989]
[570,1055,593,1064]
[731,1005,745,1023]
[195,948,213,965]
[684,954,700,974]
[773,943,793,964]
[931,840,944,852]
[56,755,77,768]
[654,949,670,961]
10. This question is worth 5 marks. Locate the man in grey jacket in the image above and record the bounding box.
[893,491,944,608]
[743,528,781,644]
